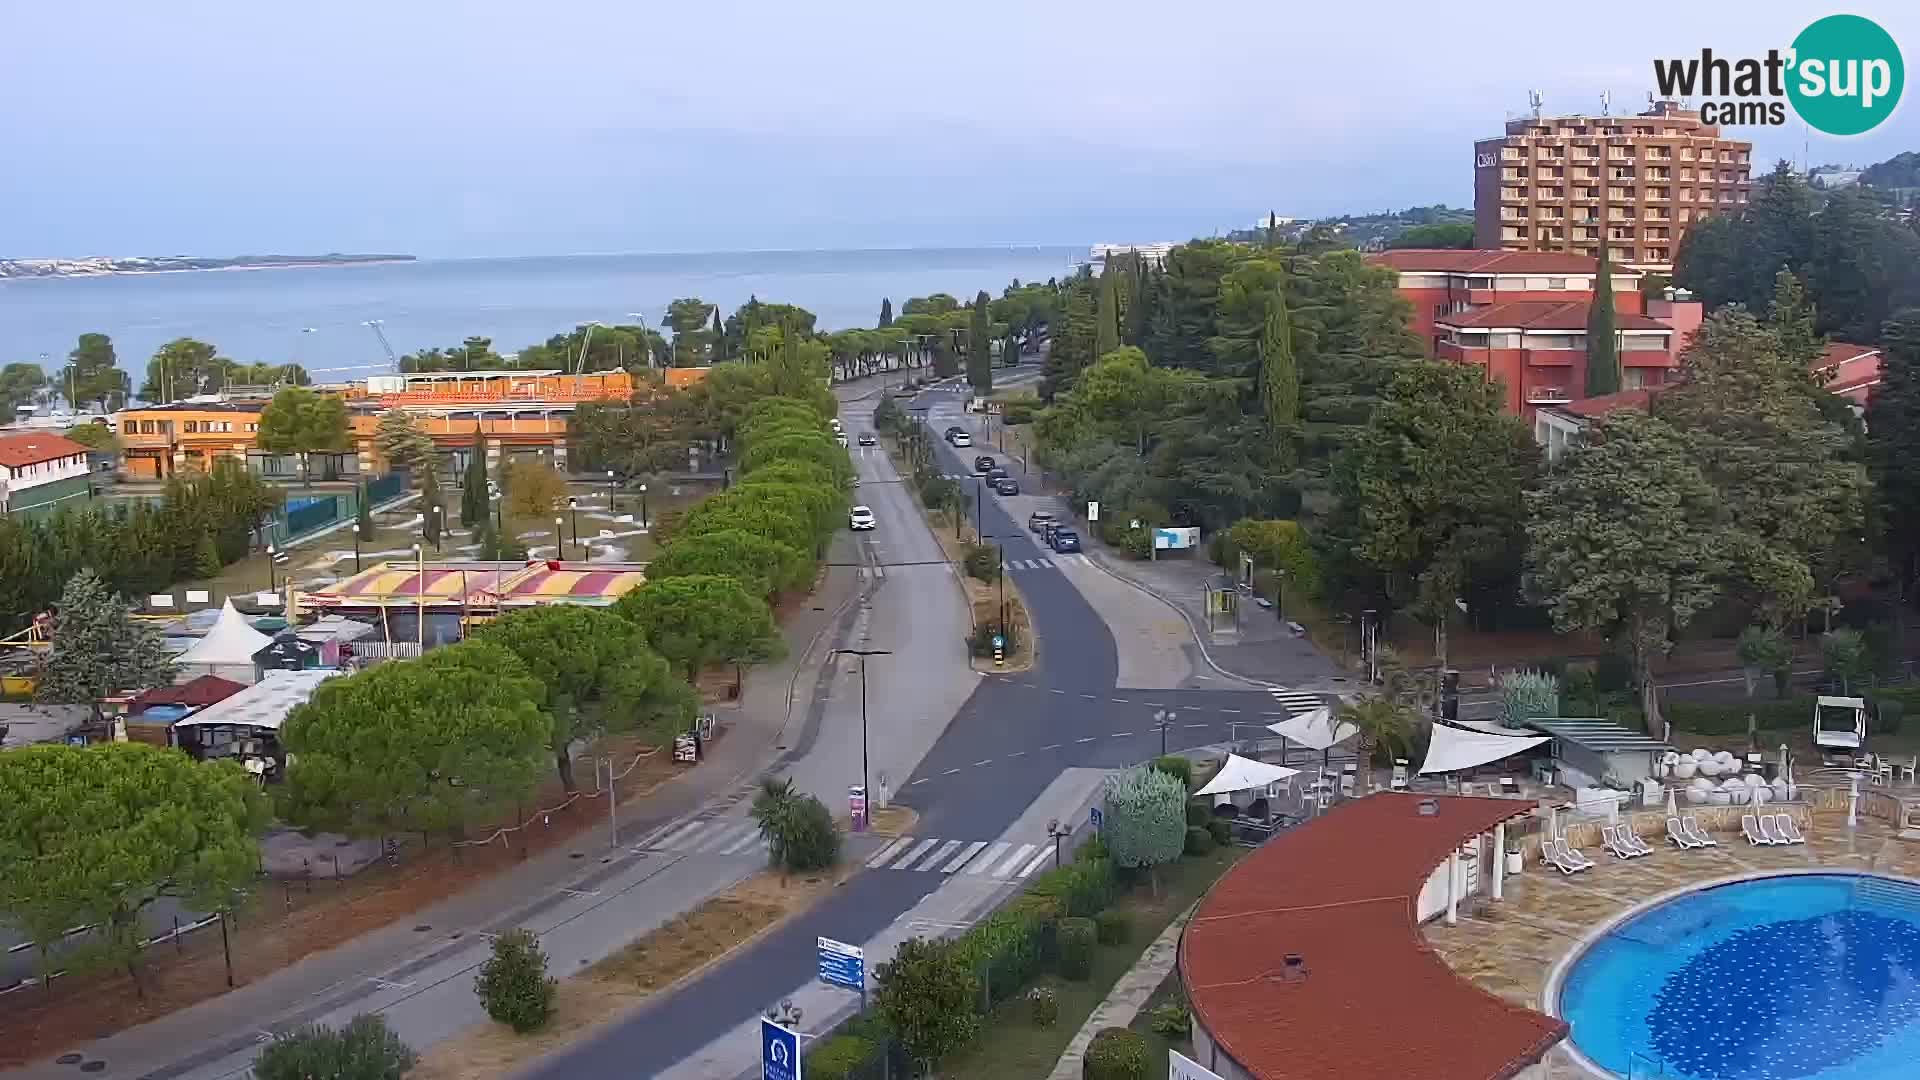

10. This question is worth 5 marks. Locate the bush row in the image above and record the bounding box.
[1662,692,1908,737]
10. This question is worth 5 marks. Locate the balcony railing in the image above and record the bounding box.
[1526,387,1572,404]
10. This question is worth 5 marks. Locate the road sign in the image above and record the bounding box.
[816,936,865,993]
[1090,806,1104,831]
[761,1018,801,1080]
[992,633,1006,649]
[1169,1049,1223,1080]
[1087,500,1100,521]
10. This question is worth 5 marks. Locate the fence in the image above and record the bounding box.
[364,470,406,506]
[282,494,342,539]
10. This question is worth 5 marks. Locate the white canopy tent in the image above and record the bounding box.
[1266,707,1358,750]
[173,600,273,684]
[1418,723,1550,776]
[1195,754,1300,797]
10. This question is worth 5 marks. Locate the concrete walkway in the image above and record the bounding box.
[1045,901,1198,1080]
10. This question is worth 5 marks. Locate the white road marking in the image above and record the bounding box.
[1076,736,1096,743]
[653,819,706,849]
[972,841,1011,874]
[888,839,940,870]
[719,827,764,855]
[941,841,989,873]
[944,768,962,775]
[1042,743,1062,750]
[1111,732,1132,737]
[916,840,964,871]
[1018,850,1053,877]
[973,759,993,767]
[867,836,915,868]
[994,843,1039,876]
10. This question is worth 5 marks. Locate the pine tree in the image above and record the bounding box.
[193,529,223,579]
[35,570,175,719]
[372,408,434,484]
[1768,268,1822,370]
[1867,310,1920,599]
[356,485,376,541]
[461,432,489,527]
[1259,288,1300,439]
[879,297,893,328]
[1585,245,1621,396]
[1094,271,1122,359]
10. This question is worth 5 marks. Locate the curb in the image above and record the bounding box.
[1080,549,1282,690]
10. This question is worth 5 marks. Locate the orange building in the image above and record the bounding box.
[1370,249,1644,357]
[116,402,266,480]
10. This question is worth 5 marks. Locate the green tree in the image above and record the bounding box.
[502,460,566,521]
[1257,286,1299,438]
[279,640,550,839]
[139,338,227,402]
[373,409,435,481]
[1736,624,1794,701]
[1867,310,1920,597]
[420,463,445,550]
[62,421,120,454]
[63,333,129,411]
[254,1015,417,1080]
[356,487,376,541]
[874,936,982,1073]
[749,776,841,877]
[1585,245,1620,396]
[664,298,716,365]
[1094,270,1123,359]
[1822,627,1869,695]
[0,361,48,416]
[1336,694,1414,793]
[255,386,350,485]
[192,529,223,578]
[0,743,266,997]
[613,574,784,684]
[474,928,556,1034]
[35,570,175,720]
[646,528,810,598]
[967,290,994,394]
[1386,222,1475,249]
[879,297,893,328]
[1101,766,1185,892]
[461,433,489,527]
[1525,412,1726,734]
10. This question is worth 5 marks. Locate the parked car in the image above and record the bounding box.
[992,477,1020,495]
[972,455,997,473]
[944,426,966,442]
[848,505,876,531]
[1049,528,1081,553]
[857,432,877,446]
[1028,510,1055,533]
[951,431,973,447]
[986,468,1010,484]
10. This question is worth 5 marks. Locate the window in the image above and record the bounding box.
[183,420,198,433]
[1488,332,1521,349]
[123,421,137,434]
[1547,277,1568,290]
[1621,334,1669,352]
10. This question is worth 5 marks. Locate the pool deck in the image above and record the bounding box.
[1423,810,1919,1078]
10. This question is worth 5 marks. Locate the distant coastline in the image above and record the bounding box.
[0,253,416,280]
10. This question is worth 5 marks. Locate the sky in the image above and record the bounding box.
[2,0,1917,258]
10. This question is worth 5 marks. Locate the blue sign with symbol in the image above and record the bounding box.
[762,1018,801,1080]
[1090,806,1103,831]
[816,936,865,992]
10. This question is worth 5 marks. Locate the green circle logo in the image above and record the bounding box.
[1788,15,1904,136]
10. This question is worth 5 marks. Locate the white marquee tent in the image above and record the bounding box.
[1266,707,1358,751]
[1195,754,1300,797]
[173,600,273,684]
[1418,723,1550,776]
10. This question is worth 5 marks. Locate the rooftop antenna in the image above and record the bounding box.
[1528,90,1543,119]
[1600,91,1611,116]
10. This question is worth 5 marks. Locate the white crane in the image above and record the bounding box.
[363,319,399,371]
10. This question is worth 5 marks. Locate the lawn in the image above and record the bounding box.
[937,844,1242,1080]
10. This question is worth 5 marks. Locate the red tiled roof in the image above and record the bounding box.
[129,674,249,711]
[1370,249,1626,275]
[1815,342,1882,399]
[1181,793,1563,1080]
[1558,389,1657,417]
[0,433,90,469]
[1438,301,1670,332]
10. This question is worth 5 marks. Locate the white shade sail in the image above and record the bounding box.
[1265,707,1357,751]
[1194,754,1300,797]
[175,600,273,667]
[1418,724,1550,775]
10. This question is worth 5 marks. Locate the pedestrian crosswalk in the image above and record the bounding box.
[1267,688,1326,716]
[1006,555,1091,572]
[864,836,1054,879]
[639,818,770,857]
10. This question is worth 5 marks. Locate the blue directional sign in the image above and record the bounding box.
[816,936,865,992]
[762,1018,801,1080]
[1090,806,1104,832]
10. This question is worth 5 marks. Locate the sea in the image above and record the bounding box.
[0,246,1086,381]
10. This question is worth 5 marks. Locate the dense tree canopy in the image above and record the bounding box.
[613,574,784,684]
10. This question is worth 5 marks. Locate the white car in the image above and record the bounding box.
[849,505,876,531]
[950,431,973,447]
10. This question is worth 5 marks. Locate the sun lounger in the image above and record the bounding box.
[1541,838,1579,875]
[1681,815,1719,847]
[1667,817,1703,849]
[1553,836,1596,871]
[1773,813,1807,844]
[1741,814,1775,846]
[1758,815,1789,844]
[1620,827,1653,856]
[1600,825,1633,860]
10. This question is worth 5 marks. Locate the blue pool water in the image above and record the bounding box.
[1558,874,1920,1079]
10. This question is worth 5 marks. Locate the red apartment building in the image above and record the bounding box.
[1371,249,1702,416]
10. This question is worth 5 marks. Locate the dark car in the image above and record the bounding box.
[986,468,1010,484]
[1028,510,1055,533]
[992,477,1020,496]
[857,432,877,446]
[1049,529,1081,553]
[972,455,997,474]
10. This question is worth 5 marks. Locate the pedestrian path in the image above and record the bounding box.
[1268,687,1327,715]
[862,835,1054,879]
[1006,554,1092,572]
[637,817,771,857]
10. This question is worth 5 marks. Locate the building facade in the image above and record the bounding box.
[1434,290,1701,415]
[0,433,93,517]
[1473,100,1752,271]
[1371,250,1646,356]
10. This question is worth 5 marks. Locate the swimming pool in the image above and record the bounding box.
[1555,873,1920,1079]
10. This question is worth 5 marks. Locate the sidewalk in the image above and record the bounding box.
[11,555,865,1080]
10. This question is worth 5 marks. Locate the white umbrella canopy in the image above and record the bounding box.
[1195,754,1301,797]
[1266,707,1358,751]
[1418,723,1550,775]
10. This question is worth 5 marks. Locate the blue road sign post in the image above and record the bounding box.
[761,1018,801,1080]
[1090,806,1104,832]
[817,936,867,1008]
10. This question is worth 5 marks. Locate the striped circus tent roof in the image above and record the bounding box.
[499,566,648,604]
[304,560,646,609]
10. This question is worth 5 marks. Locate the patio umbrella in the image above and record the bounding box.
[1666,785,1678,817]
[1194,754,1301,797]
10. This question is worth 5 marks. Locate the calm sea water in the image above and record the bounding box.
[0,247,1084,380]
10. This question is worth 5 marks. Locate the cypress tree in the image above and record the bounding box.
[420,461,444,548]
[879,297,893,328]
[1094,272,1122,359]
[967,291,993,393]
[356,484,376,541]
[461,431,489,527]
[1259,288,1300,438]
[709,306,723,361]
[1585,245,1621,396]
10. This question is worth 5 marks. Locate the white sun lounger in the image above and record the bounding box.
[1681,815,1719,847]
[1620,826,1652,856]
[1600,825,1633,860]
[1541,838,1580,874]
[1758,815,1789,844]
[1741,814,1776,846]
[1773,813,1808,845]
[1667,817,1703,849]
[1553,836,1597,871]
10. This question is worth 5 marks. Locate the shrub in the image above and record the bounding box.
[805,1035,878,1080]
[1871,696,1905,736]
[254,1015,416,1080]
[474,929,556,1033]
[1058,917,1096,980]
[952,903,1054,1008]
[1149,998,1192,1039]
[969,620,1019,658]
[1102,767,1186,877]
[1151,755,1193,791]
[1595,651,1634,694]
[1028,856,1115,917]
[1076,833,1109,864]
[1082,1026,1150,1080]
[1666,695,1817,736]
[751,778,842,874]
[1218,519,1320,601]
[1029,986,1059,1027]
[963,542,1002,582]
[1206,817,1232,847]
[874,936,982,1068]
[1494,669,1559,728]
[1094,909,1132,946]
[1185,802,1210,828]
[1184,825,1215,855]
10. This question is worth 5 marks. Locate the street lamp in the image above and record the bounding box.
[638,483,649,528]
[831,648,892,832]
[567,495,580,553]
[266,543,278,591]
[605,469,615,513]
[554,516,565,560]
[427,504,443,553]
[1154,709,1178,758]
[1047,818,1073,869]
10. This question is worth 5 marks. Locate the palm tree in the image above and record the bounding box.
[1337,693,1415,795]
[750,776,799,877]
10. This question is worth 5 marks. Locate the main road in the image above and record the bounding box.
[529,375,1319,1078]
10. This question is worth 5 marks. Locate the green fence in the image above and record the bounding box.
[282,494,342,539]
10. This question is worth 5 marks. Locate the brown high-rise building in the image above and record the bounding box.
[1473,99,1752,272]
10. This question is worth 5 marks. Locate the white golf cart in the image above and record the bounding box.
[1814,694,1870,766]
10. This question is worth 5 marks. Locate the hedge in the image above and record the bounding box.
[1058,918,1095,981]
[1083,1027,1150,1080]
[1206,817,1232,847]
[1664,695,1816,736]
[1026,855,1116,918]
[1094,909,1132,946]
[1152,755,1193,791]
[1184,825,1215,855]
[804,1035,877,1080]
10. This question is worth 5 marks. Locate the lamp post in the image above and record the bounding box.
[1154,708,1178,758]
[831,648,891,832]
[554,516,565,560]
[638,483,649,529]
[266,544,278,591]
[606,469,616,513]
[428,505,443,554]
[412,543,425,650]
[1047,818,1072,869]
[567,496,580,554]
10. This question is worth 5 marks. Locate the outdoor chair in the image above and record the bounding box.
[1552,836,1596,871]
[1773,813,1808,844]
[1390,760,1409,791]
[1619,826,1652,856]
[1600,826,1635,860]
[1902,756,1918,785]
[1741,814,1776,846]
[1681,816,1719,847]
[1666,817,1703,849]
[1758,815,1788,844]
[1541,838,1580,875]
